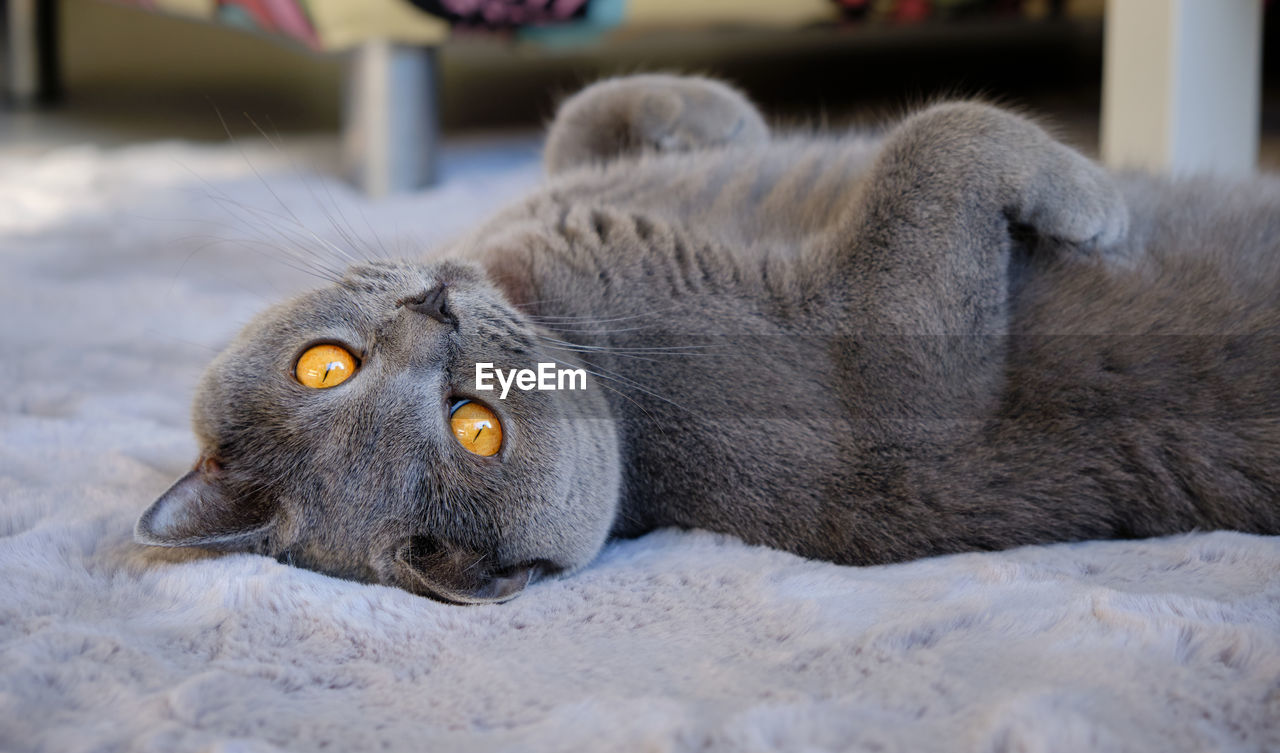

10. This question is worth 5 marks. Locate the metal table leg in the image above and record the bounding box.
[341,40,440,196]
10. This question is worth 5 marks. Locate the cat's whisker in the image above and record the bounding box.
[208,108,367,271]
[220,114,355,266]
[537,341,726,369]
[184,179,351,281]
[202,222,347,283]
[537,336,728,356]
[538,325,663,337]
[536,352,692,416]
[538,354,673,437]
[510,297,592,311]
[206,206,353,281]
[519,307,678,324]
[158,215,344,285]
[354,205,394,262]
[257,200,364,270]
[537,343,669,365]
[459,553,489,575]
[174,231,345,285]
[332,185,395,264]
[247,113,391,265]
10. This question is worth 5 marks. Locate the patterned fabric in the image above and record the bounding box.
[110,0,610,49]
[833,0,1071,23]
[106,0,1107,52]
[218,0,321,46]
[404,0,591,28]
[109,0,445,49]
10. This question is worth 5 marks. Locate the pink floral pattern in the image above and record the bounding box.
[410,0,590,28]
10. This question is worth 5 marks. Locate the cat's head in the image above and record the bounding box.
[136,259,620,603]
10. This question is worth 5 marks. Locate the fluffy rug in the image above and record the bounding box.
[1,135,1278,753]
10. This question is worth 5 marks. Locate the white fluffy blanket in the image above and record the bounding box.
[2,137,1278,753]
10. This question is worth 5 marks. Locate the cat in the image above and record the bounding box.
[135,74,1280,604]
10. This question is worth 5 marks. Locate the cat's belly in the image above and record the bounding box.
[992,175,1280,537]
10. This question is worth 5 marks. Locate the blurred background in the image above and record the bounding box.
[3,0,1278,196]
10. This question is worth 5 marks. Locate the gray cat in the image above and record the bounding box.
[135,74,1280,604]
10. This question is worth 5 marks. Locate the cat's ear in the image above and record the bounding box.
[135,458,275,549]
[386,534,538,605]
[544,74,768,175]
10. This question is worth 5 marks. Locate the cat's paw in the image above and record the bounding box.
[888,102,1130,254]
[545,74,768,175]
[1019,139,1130,251]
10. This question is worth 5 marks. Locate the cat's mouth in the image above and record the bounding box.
[387,534,554,604]
[271,535,554,605]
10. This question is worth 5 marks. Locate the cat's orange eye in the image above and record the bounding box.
[450,400,503,457]
[295,344,357,389]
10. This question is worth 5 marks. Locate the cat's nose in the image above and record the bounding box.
[400,283,455,325]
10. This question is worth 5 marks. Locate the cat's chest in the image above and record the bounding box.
[540,139,876,249]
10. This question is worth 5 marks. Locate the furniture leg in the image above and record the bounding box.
[2,0,60,106]
[1101,0,1263,175]
[341,40,440,196]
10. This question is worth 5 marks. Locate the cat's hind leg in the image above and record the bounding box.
[840,102,1131,337]
[829,103,1132,437]
[544,74,769,175]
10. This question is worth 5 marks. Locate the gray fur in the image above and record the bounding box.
[137,74,1280,602]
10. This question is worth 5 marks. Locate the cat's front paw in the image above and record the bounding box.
[545,74,769,174]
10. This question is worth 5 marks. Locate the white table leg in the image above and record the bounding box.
[1101,0,1263,176]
